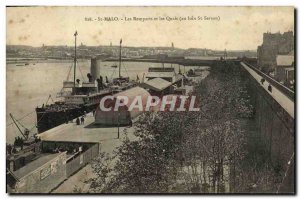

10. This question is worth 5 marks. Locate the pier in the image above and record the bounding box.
[104,57,239,66]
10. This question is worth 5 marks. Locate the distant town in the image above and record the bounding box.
[6,43,257,60]
[6,31,294,91]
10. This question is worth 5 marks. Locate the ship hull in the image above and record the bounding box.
[36,103,99,133]
[36,84,136,133]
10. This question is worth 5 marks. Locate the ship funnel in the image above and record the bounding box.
[91,57,100,82]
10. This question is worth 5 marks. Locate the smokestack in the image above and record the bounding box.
[91,57,100,82]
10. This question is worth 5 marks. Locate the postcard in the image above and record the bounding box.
[6,6,295,194]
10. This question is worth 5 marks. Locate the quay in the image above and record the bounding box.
[104,57,239,66]
[8,113,136,193]
[38,113,136,154]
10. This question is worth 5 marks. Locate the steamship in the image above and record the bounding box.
[35,32,135,133]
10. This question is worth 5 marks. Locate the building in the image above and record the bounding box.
[94,87,151,126]
[146,67,177,82]
[7,139,100,193]
[7,152,67,193]
[275,53,294,88]
[257,31,294,72]
[145,67,184,91]
[140,77,173,96]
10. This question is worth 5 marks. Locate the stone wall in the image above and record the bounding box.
[245,68,294,193]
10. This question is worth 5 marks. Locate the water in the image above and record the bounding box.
[6,60,203,144]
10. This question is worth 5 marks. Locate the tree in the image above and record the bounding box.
[88,61,277,193]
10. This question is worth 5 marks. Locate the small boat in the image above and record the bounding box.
[111,64,118,68]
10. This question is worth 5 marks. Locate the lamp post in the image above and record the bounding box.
[117,109,120,139]
[73,31,78,89]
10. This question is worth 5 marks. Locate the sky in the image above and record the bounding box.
[6,6,294,50]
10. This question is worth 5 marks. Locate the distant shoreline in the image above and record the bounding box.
[6,56,246,67]
[6,58,87,64]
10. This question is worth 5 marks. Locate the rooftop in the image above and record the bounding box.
[141,78,172,92]
[114,86,150,100]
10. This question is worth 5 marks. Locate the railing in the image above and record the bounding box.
[242,61,295,102]
[56,91,72,98]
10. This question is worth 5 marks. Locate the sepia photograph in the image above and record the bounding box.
[5,6,295,194]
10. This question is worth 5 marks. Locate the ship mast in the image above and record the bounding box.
[119,39,122,78]
[74,31,78,89]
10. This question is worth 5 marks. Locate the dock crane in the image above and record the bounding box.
[9,113,29,140]
[9,113,37,149]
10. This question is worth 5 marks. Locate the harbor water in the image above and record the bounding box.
[6,60,203,144]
